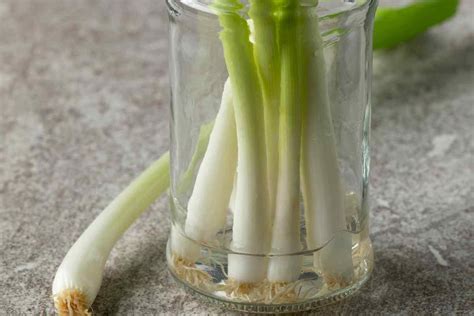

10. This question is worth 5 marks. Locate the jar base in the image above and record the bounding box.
[166,236,373,313]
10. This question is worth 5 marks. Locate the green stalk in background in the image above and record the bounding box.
[248,0,280,219]
[176,121,213,195]
[213,0,271,284]
[374,0,459,50]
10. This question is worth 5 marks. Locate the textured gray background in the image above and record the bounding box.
[1,0,473,314]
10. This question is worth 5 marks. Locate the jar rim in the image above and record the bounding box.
[167,0,377,21]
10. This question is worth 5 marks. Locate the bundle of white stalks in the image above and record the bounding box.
[171,0,354,298]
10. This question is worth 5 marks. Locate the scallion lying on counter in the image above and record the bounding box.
[52,154,170,315]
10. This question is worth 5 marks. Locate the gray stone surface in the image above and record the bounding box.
[0,0,473,314]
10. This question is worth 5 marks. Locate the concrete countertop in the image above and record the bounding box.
[1,0,472,314]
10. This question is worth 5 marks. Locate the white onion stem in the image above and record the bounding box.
[172,80,237,261]
[52,153,170,314]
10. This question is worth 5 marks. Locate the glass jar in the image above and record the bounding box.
[166,0,377,312]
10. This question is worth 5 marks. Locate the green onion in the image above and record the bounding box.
[300,5,353,287]
[248,0,281,220]
[52,153,169,315]
[213,0,272,284]
[172,79,237,262]
[267,0,304,283]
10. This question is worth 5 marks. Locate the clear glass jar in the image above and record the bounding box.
[166,0,376,312]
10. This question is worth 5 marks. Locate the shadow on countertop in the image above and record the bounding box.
[92,235,171,315]
[321,244,472,315]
